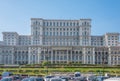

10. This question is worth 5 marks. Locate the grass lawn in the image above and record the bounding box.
[0,66,120,76]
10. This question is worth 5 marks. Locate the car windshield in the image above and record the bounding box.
[36,78,44,81]
[75,74,81,77]
[22,78,29,81]
[61,78,68,81]
[45,76,54,78]
[13,76,21,80]
[51,79,62,81]
[28,78,35,81]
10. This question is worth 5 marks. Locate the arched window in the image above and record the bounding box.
[95,52,97,54]
[76,51,78,54]
[68,51,71,54]
[18,51,21,54]
[106,52,108,54]
[88,51,90,54]
[22,51,24,54]
[72,51,74,54]
[15,51,17,53]
[98,52,101,54]
[26,51,28,54]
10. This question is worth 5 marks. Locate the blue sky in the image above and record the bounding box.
[0,0,120,40]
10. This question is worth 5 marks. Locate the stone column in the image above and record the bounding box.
[4,55,6,64]
[51,50,53,64]
[44,48,46,61]
[71,50,72,62]
[59,51,60,63]
[92,48,95,64]
[86,55,88,64]
[77,50,80,62]
[28,47,31,64]
[83,47,86,64]
[117,56,118,65]
[11,48,14,64]
[90,56,91,64]
[55,50,57,63]
[67,49,69,63]
[38,48,40,64]
[108,47,111,65]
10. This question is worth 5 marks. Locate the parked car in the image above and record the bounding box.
[74,72,81,77]
[44,75,54,81]
[103,77,120,81]
[2,72,13,78]
[95,76,109,81]
[21,77,44,81]
[86,75,97,81]
[13,75,22,81]
[21,77,29,81]
[0,77,13,81]
[61,77,69,81]
[73,76,87,81]
[49,77,62,81]
[36,77,44,81]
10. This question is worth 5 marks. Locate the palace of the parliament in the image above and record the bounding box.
[0,18,120,65]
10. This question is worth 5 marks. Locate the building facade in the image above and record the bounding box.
[0,18,120,65]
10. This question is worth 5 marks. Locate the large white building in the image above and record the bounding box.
[0,18,120,65]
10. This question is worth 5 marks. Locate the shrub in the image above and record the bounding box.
[19,70,24,73]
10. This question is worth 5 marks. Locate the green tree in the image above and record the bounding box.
[42,61,49,66]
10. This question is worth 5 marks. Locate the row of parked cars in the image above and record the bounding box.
[0,75,70,81]
[0,72,120,81]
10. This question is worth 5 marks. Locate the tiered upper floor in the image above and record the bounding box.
[0,18,119,46]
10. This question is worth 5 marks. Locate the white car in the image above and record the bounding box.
[44,75,54,81]
[103,77,120,81]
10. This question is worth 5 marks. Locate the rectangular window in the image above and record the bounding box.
[67,22,69,26]
[57,22,59,26]
[63,22,65,26]
[60,22,62,26]
[60,32,62,36]
[77,22,79,26]
[53,22,55,26]
[70,22,72,26]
